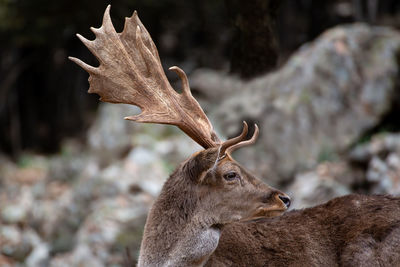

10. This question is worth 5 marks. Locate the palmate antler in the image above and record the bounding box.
[70,5,258,152]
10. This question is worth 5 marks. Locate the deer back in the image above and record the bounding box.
[206,194,400,266]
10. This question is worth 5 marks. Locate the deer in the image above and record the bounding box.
[69,5,290,266]
[70,5,400,267]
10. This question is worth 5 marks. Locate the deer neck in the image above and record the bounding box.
[138,169,221,267]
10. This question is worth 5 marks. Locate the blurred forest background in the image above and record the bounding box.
[1,0,400,266]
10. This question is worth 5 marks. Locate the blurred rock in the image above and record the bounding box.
[190,68,244,99]
[49,244,104,267]
[0,226,43,264]
[0,255,14,267]
[1,183,35,225]
[196,24,400,185]
[287,162,353,209]
[290,133,400,209]
[47,154,88,183]
[87,103,140,160]
[124,147,167,196]
[26,242,49,267]
[1,205,26,224]
[349,133,400,163]
[350,133,400,195]
[366,153,400,196]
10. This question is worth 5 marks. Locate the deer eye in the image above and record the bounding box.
[223,172,239,181]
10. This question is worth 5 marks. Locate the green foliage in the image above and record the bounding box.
[317,146,339,163]
[16,154,35,168]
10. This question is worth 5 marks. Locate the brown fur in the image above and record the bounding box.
[206,194,400,267]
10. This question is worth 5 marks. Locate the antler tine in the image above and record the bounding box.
[225,124,259,156]
[219,122,249,156]
[69,56,99,74]
[69,5,220,149]
[169,66,191,96]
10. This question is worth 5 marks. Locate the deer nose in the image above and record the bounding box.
[278,194,291,208]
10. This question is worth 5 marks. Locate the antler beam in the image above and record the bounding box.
[69,5,220,148]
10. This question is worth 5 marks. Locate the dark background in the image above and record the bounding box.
[1,0,400,157]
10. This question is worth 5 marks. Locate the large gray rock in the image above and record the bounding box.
[193,24,400,185]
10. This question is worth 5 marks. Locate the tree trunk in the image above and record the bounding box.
[225,0,281,79]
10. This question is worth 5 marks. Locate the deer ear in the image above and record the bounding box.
[184,149,219,182]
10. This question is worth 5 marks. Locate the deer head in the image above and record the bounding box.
[70,5,290,266]
[180,123,290,223]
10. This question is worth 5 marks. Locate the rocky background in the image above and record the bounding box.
[1,1,400,266]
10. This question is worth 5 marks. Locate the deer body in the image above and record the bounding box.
[207,194,400,267]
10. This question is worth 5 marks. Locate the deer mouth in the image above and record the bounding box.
[251,206,287,218]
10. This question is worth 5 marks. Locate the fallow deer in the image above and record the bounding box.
[70,5,400,267]
[69,5,290,266]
